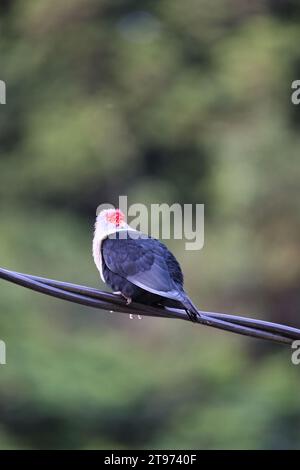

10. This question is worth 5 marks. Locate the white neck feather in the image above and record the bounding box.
[92,220,136,282]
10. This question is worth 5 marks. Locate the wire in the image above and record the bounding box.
[0,267,299,346]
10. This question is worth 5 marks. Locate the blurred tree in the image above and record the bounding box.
[0,0,300,449]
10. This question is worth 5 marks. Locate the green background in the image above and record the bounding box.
[0,0,300,449]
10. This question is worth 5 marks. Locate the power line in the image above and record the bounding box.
[0,267,299,346]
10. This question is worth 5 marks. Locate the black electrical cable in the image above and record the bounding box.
[0,267,298,346]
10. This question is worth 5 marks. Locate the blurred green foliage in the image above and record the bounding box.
[0,0,300,449]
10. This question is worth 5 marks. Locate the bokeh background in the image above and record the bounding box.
[0,0,300,450]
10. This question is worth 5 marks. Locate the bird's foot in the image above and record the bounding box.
[114,294,141,319]
[114,292,133,306]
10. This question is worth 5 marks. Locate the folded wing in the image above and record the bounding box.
[102,231,184,301]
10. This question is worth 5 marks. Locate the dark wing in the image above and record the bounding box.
[102,231,184,301]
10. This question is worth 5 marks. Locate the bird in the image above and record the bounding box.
[92,208,201,321]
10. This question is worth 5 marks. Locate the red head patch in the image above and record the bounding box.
[105,209,125,227]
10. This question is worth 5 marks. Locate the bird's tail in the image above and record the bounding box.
[181,294,201,322]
